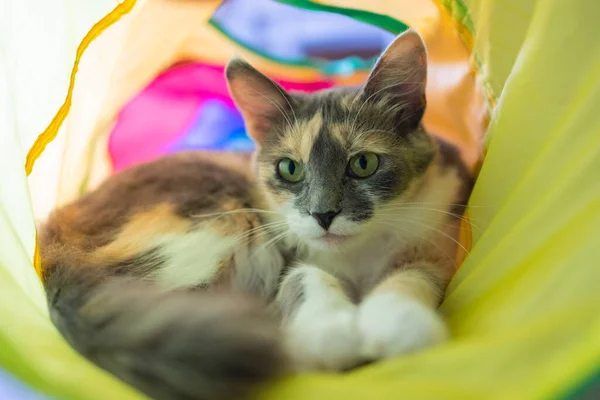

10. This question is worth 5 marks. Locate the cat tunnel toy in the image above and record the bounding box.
[1,0,598,399]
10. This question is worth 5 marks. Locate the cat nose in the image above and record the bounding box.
[311,210,340,231]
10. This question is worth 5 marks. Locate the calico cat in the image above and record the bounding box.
[39,29,473,400]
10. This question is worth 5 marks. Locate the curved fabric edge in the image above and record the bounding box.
[275,0,409,34]
[25,0,137,277]
[208,19,380,73]
[33,231,41,278]
[434,0,496,109]
[206,0,410,76]
[24,0,137,176]
[279,0,494,113]
[455,212,473,267]
[562,368,600,400]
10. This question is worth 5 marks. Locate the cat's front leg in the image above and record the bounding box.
[358,263,449,361]
[275,264,364,371]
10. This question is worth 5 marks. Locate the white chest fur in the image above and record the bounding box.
[304,235,398,297]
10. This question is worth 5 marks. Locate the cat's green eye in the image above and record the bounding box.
[278,158,305,183]
[348,152,379,178]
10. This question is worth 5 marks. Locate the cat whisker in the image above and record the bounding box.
[378,204,471,217]
[190,208,282,220]
[387,201,490,208]
[271,81,298,127]
[248,87,295,132]
[377,206,483,232]
[384,216,471,256]
[349,81,411,133]
[373,220,459,271]
[376,213,479,234]
[234,223,285,243]
[379,203,482,216]
[233,221,288,247]
[358,128,399,136]
[252,230,291,255]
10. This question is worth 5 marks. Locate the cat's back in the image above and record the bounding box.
[39,151,261,286]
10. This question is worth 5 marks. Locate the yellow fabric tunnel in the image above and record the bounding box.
[0,0,598,399]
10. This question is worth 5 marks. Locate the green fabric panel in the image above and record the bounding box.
[455,0,537,102]
[274,0,409,34]
[208,20,377,73]
[208,0,410,74]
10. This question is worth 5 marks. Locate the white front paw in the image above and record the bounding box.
[286,307,363,371]
[358,294,448,360]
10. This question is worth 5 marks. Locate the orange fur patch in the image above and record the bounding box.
[371,269,440,307]
[207,199,262,238]
[281,113,323,162]
[91,203,189,263]
[194,151,253,178]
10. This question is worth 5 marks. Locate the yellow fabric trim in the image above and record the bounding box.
[432,0,496,109]
[58,1,224,200]
[33,231,42,279]
[25,0,137,281]
[24,0,137,176]
[455,211,473,267]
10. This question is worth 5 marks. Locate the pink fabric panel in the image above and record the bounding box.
[108,62,333,172]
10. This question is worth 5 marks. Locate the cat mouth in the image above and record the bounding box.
[320,232,353,245]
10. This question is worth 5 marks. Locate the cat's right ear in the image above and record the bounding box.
[226,58,293,145]
[360,28,428,131]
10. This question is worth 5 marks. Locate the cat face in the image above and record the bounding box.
[226,29,435,249]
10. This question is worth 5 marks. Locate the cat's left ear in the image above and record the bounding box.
[226,58,294,145]
[361,28,428,130]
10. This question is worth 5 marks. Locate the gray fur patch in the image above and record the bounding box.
[44,263,286,400]
[435,137,474,215]
[260,87,439,224]
[230,29,441,230]
[304,128,347,213]
[275,269,306,324]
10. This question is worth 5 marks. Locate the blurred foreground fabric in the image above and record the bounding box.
[0,0,598,399]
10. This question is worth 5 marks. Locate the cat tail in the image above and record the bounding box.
[42,262,287,400]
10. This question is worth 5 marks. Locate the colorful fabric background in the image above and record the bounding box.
[0,0,598,399]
